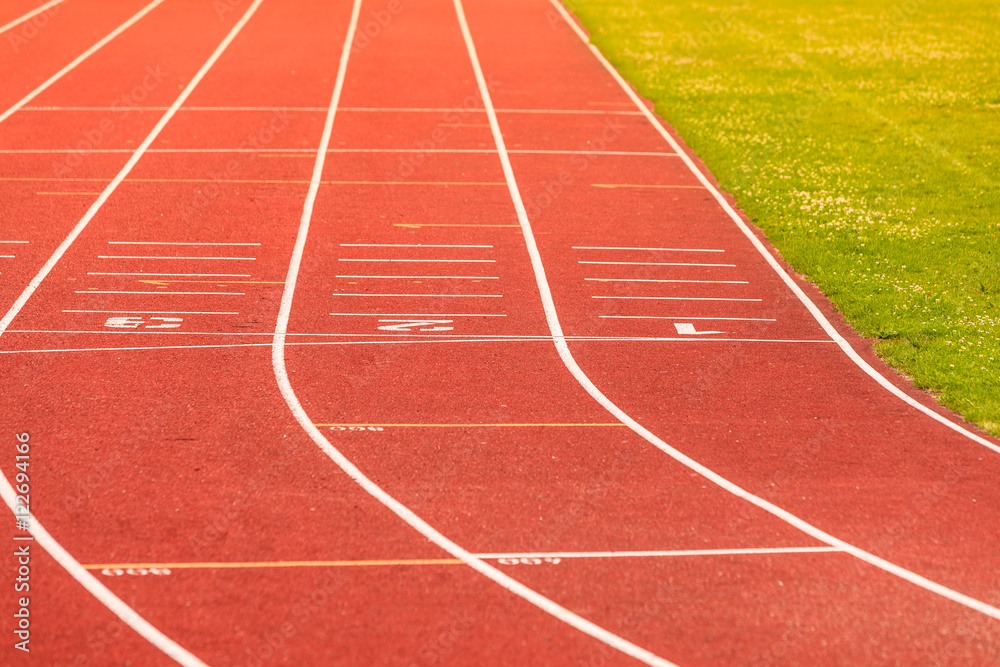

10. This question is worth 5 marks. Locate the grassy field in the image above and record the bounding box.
[565,0,1000,435]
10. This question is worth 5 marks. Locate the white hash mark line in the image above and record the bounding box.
[0,2,270,665]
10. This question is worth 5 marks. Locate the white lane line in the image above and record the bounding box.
[574,246,724,252]
[580,261,735,267]
[586,278,748,284]
[273,1,671,665]
[97,255,256,260]
[332,293,502,298]
[0,0,167,126]
[601,316,776,321]
[0,147,676,156]
[338,258,495,263]
[511,149,676,156]
[547,0,1000,620]
[0,2,270,663]
[87,273,252,277]
[474,546,843,560]
[330,313,506,317]
[74,291,244,295]
[62,310,239,315]
[0,240,29,244]
[593,296,762,302]
[19,105,641,115]
[0,0,66,36]
[107,241,261,246]
[0,255,14,258]
[337,275,500,279]
[552,0,1000,455]
[340,243,493,248]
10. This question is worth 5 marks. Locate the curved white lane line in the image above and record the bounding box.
[547,0,999,456]
[0,0,168,126]
[0,0,268,663]
[0,0,66,36]
[270,1,675,665]
[460,0,1000,623]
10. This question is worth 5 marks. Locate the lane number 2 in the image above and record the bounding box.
[377,319,453,332]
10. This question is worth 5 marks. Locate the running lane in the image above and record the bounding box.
[282,0,998,665]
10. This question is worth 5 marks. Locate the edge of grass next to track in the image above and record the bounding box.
[563,0,1000,437]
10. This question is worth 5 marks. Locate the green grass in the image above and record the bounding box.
[566,0,1000,436]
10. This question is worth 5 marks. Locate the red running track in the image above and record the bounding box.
[1,0,998,664]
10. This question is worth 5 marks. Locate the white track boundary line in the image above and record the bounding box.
[0,0,66,36]
[0,0,167,126]
[548,0,999,455]
[0,1,269,664]
[270,1,675,665]
[499,0,1000,621]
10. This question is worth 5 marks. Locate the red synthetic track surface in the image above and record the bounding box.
[1,0,998,665]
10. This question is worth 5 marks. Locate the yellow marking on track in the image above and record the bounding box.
[591,183,704,189]
[82,559,465,570]
[394,223,519,229]
[315,423,626,427]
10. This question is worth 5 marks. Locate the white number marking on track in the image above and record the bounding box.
[673,322,724,335]
[104,316,183,329]
[495,557,562,565]
[377,319,454,332]
[100,568,172,577]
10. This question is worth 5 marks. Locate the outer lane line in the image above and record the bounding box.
[587,278,748,284]
[601,316,776,321]
[0,0,66,36]
[592,296,762,302]
[98,255,256,260]
[0,148,675,156]
[580,261,735,267]
[0,0,168,126]
[548,0,1000,455]
[271,1,675,665]
[574,246,724,252]
[0,2,270,665]
[107,241,261,246]
[63,310,239,315]
[87,272,251,277]
[534,0,1000,621]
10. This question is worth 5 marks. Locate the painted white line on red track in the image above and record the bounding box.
[87,272,252,277]
[341,243,493,248]
[337,275,499,279]
[0,0,167,126]
[0,0,66,36]
[593,296,761,302]
[587,278,748,284]
[602,315,776,321]
[98,255,256,260]
[107,241,261,246]
[0,2,268,663]
[529,0,1000,620]
[331,293,501,298]
[580,260,735,267]
[63,310,239,315]
[331,312,506,317]
[474,546,842,560]
[74,290,244,295]
[549,0,1000,456]
[272,1,677,664]
[0,240,29,244]
[575,246,724,252]
[338,258,495,263]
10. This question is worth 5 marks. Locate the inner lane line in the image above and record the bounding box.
[0,0,67,36]
[0,241,29,244]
